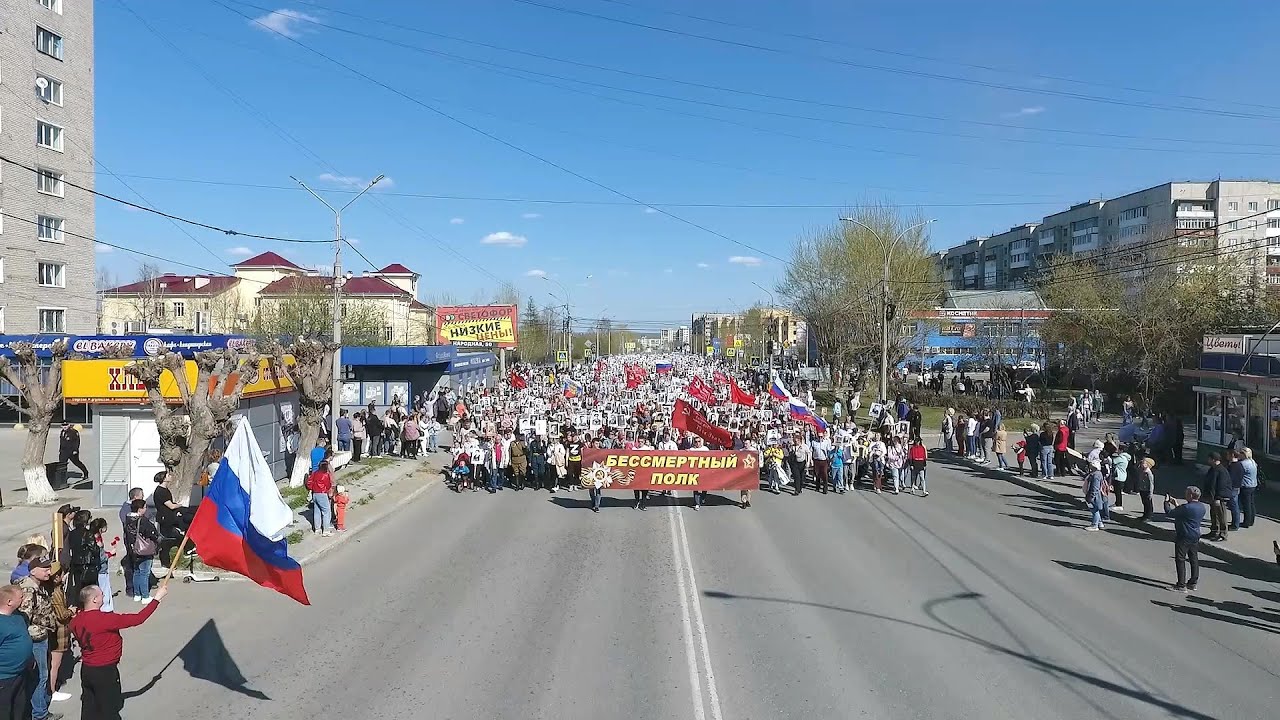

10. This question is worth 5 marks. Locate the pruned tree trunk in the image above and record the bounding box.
[0,341,69,505]
[267,338,336,488]
[132,347,262,503]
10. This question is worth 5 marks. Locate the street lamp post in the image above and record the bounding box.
[839,217,936,406]
[292,173,384,436]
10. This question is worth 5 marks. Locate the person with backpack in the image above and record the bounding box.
[122,498,161,603]
[66,510,99,606]
[1083,457,1109,531]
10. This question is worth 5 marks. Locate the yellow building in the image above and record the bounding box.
[99,252,434,344]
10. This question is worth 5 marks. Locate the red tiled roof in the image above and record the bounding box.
[104,274,239,295]
[232,251,303,269]
[409,300,431,310]
[378,263,415,275]
[258,275,410,297]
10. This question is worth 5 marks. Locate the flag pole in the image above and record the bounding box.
[159,534,193,589]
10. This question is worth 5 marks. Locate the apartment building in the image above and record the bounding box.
[691,309,802,357]
[0,0,97,333]
[939,180,1280,291]
[100,252,435,344]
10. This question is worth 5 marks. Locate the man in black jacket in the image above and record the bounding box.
[58,423,90,484]
[365,411,384,457]
[1202,453,1232,542]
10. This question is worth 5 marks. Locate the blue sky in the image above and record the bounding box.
[94,0,1280,329]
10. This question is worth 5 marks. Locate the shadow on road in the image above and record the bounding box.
[1001,512,1077,529]
[545,493,740,510]
[1151,599,1280,636]
[704,589,1215,720]
[1052,560,1171,590]
[1232,586,1280,605]
[124,619,269,701]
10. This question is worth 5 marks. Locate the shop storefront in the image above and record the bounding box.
[1183,333,1280,469]
[61,357,296,507]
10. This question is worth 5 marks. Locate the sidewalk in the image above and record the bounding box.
[941,417,1280,580]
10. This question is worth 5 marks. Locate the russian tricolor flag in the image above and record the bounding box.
[564,380,582,399]
[789,399,828,432]
[187,418,309,605]
[655,362,673,374]
[769,377,791,401]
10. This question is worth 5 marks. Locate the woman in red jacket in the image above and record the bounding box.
[908,437,929,497]
[1053,419,1071,477]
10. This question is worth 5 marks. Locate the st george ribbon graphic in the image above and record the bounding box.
[579,449,759,491]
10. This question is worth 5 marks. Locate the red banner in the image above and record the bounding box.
[672,398,732,448]
[713,370,729,385]
[729,377,756,406]
[686,375,716,404]
[509,372,527,390]
[580,448,758,491]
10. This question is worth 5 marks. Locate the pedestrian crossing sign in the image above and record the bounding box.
[556,350,569,363]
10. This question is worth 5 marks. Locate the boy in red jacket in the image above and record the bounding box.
[908,437,929,497]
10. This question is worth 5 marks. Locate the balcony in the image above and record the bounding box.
[1038,234,1056,246]
[1176,207,1215,219]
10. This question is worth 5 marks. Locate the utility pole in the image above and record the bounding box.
[292,174,384,435]
[841,216,936,404]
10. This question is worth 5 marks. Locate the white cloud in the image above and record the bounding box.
[94,243,113,253]
[521,212,542,219]
[728,256,763,266]
[251,9,319,39]
[481,231,527,247]
[317,172,395,190]
[346,238,361,245]
[226,246,255,256]
[663,267,673,274]
[696,262,710,269]
[644,207,658,214]
[524,269,547,277]
[450,217,465,225]
[1002,105,1046,118]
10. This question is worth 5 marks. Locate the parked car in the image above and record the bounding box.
[1014,360,1041,371]
[904,361,923,374]
[943,361,956,372]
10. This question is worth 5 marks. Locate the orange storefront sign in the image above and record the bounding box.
[63,357,295,404]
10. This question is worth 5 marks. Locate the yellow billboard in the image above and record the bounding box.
[63,357,295,404]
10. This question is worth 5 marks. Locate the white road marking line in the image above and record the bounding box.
[676,503,725,720]
[669,497,707,720]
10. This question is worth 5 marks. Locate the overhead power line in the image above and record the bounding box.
[211,0,791,265]
[0,156,329,244]
[589,0,1280,117]
[286,0,1280,154]
[506,0,1280,123]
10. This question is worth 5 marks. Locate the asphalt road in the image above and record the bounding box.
[85,458,1279,720]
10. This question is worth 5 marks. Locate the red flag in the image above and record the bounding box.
[509,372,527,390]
[686,375,715,404]
[712,370,729,385]
[672,399,733,448]
[625,365,643,389]
[729,377,756,406]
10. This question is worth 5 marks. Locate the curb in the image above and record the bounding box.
[294,475,440,567]
[938,451,1280,580]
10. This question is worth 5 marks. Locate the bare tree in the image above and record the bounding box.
[252,286,388,346]
[266,338,336,488]
[0,341,68,504]
[130,347,262,502]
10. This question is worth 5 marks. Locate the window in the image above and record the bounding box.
[40,0,63,13]
[1249,201,1259,211]
[36,215,63,243]
[35,27,63,60]
[1270,218,1280,229]
[1118,224,1150,239]
[38,308,64,333]
[173,301,185,318]
[35,74,62,105]
[382,326,395,343]
[36,120,63,151]
[1270,199,1280,211]
[154,302,166,318]
[1228,201,1239,211]
[36,168,63,196]
[1177,218,1214,230]
[1119,206,1148,221]
[37,262,64,287]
